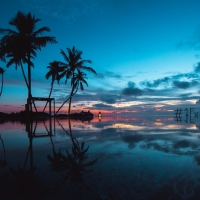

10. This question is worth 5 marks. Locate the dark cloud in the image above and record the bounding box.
[127,81,136,88]
[93,103,114,109]
[173,140,198,149]
[173,80,199,89]
[194,155,200,166]
[191,80,199,86]
[141,142,171,153]
[173,140,190,149]
[100,96,117,104]
[194,62,200,73]
[173,81,190,89]
[122,87,143,96]
[122,81,143,96]
[140,73,200,91]
[122,134,144,149]
[140,77,170,88]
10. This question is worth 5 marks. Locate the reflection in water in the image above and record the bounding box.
[0,135,7,168]
[48,120,97,184]
[2,116,200,198]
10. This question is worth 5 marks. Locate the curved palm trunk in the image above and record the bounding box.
[0,135,6,162]
[55,87,78,115]
[20,61,29,89]
[28,54,32,111]
[0,74,3,96]
[68,84,76,117]
[43,79,54,112]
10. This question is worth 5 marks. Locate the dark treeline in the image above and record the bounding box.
[0,110,94,123]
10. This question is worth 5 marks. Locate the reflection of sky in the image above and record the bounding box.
[2,117,200,198]
[1,116,200,146]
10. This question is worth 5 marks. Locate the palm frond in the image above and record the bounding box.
[60,49,70,63]
[32,26,51,36]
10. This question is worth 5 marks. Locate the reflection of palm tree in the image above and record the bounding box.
[0,134,7,168]
[55,46,96,115]
[0,67,5,97]
[0,11,57,111]
[43,61,65,112]
[47,119,97,184]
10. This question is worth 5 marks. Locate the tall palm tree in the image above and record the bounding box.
[56,46,96,115]
[0,11,57,111]
[0,67,5,97]
[43,61,65,112]
[68,70,88,116]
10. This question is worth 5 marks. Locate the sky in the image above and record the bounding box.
[1,0,200,115]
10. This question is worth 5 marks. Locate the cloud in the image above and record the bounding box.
[122,134,144,149]
[122,87,143,96]
[173,81,190,89]
[194,155,200,166]
[194,62,200,73]
[178,93,193,97]
[173,80,198,89]
[96,73,104,79]
[122,81,143,96]
[141,142,171,153]
[173,140,198,149]
[93,103,114,109]
[105,71,122,78]
[140,77,170,88]
[100,95,117,104]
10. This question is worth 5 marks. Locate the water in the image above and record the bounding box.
[1,116,200,199]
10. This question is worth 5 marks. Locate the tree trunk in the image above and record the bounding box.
[43,80,54,112]
[55,87,78,115]
[68,85,75,117]
[28,53,32,111]
[0,74,3,96]
[20,61,29,89]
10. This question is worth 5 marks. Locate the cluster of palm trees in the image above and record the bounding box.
[0,11,96,115]
[45,46,96,116]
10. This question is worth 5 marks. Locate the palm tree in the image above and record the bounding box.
[0,67,5,97]
[68,70,88,116]
[0,11,57,111]
[43,61,65,112]
[55,46,96,115]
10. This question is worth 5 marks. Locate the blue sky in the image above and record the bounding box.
[1,0,200,114]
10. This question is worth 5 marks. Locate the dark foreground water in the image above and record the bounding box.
[1,116,200,200]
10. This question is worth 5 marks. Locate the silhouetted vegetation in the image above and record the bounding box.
[0,67,5,97]
[47,120,97,185]
[0,11,57,124]
[43,61,65,112]
[54,46,96,115]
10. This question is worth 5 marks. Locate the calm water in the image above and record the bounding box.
[1,116,200,199]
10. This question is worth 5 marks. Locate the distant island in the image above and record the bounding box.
[56,110,93,119]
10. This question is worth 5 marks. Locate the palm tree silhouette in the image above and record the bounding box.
[43,61,65,112]
[0,67,5,97]
[56,46,96,115]
[0,11,57,111]
[68,70,88,116]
